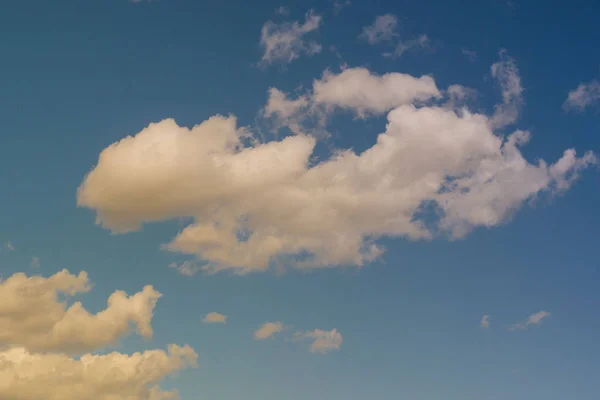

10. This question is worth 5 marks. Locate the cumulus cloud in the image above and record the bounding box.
[359,14,429,58]
[563,79,600,112]
[0,270,196,399]
[0,344,197,400]
[294,328,342,353]
[259,11,322,66]
[202,312,227,324]
[512,311,551,330]
[490,50,523,129]
[77,66,594,274]
[0,269,161,354]
[254,322,284,339]
[480,315,490,328]
[169,260,201,277]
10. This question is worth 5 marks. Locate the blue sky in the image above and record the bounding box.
[0,0,599,399]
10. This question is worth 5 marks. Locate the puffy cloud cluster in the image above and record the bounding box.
[77,61,595,274]
[259,11,322,66]
[0,270,197,399]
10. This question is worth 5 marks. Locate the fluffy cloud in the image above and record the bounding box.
[480,315,490,328]
[202,312,227,324]
[563,79,600,112]
[0,344,197,400]
[0,270,196,399]
[0,269,160,354]
[253,322,284,340]
[489,50,523,129]
[259,11,322,66]
[359,14,429,59]
[512,311,551,330]
[294,329,342,353]
[77,66,594,274]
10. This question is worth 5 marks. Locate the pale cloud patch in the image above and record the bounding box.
[480,315,490,328]
[169,260,201,276]
[5,241,15,251]
[461,48,477,61]
[294,328,343,353]
[563,79,600,112]
[490,49,523,129]
[333,0,351,14]
[360,14,429,58]
[259,11,322,66]
[512,311,551,330]
[202,312,227,324]
[359,14,398,44]
[0,269,161,354]
[254,321,284,339]
[275,5,290,16]
[30,256,40,268]
[77,67,594,274]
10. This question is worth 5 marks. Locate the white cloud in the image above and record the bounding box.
[260,11,322,66]
[480,315,490,328]
[360,14,429,59]
[312,67,441,117]
[5,241,15,251]
[169,260,201,276]
[254,322,284,339]
[31,256,40,268]
[563,79,600,112]
[202,312,227,324]
[0,269,161,354]
[490,50,523,129]
[294,328,343,353]
[0,270,196,399]
[0,344,197,400]
[359,14,398,44]
[512,311,551,330]
[77,67,594,274]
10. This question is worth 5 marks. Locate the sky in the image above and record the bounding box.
[0,0,599,399]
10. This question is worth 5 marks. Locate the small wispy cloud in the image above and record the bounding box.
[30,256,40,268]
[461,48,477,61]
[359,14,429,59]
[259,10,323,66]
[275,6,289,16]
[202,312,227,324]
[480,315,490,328]
[489,49,523,129]
[511,311,551,330]
[563,79,600,112]
[168,261,201,277]
[254,322,284,340]
[333,0,351,15]
[293,328,343,353]
[5,241,15,251]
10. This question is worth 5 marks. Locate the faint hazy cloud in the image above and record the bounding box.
[168,260,201,277]
[480,315,490,328]
[511,311,550,330]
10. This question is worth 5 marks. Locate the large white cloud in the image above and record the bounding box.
[0,269,161,354]
[77,65,595,274]
[0,344,197,400]
[0,270,197,399]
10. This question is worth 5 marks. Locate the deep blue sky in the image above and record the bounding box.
[1,1,599,399]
